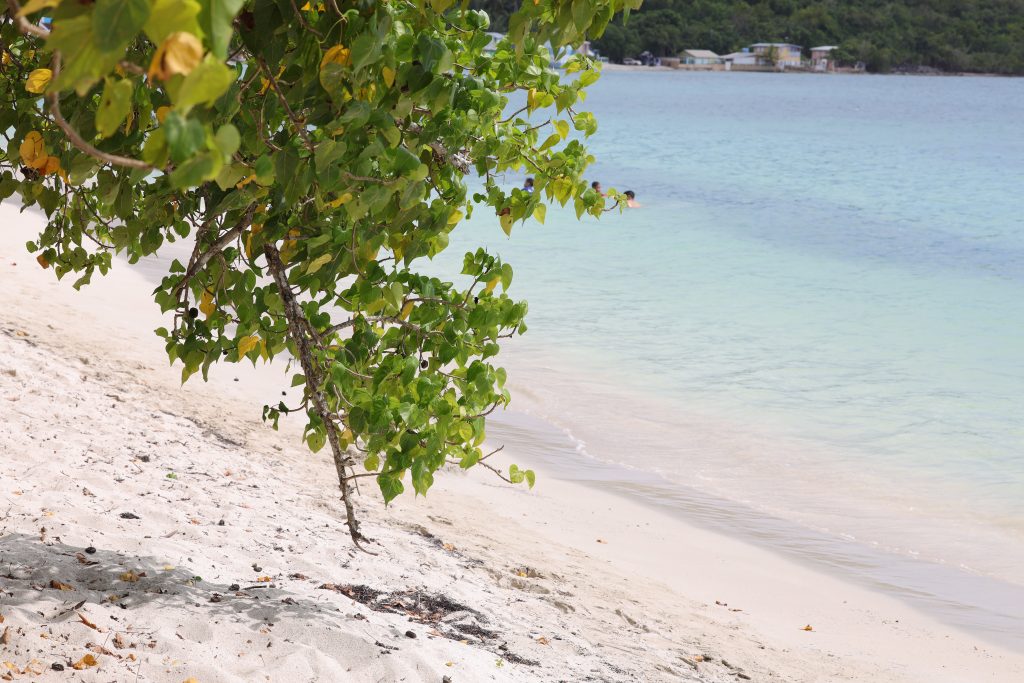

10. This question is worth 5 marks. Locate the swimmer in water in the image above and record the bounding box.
[591,180,603,196]
[624,190,640,208]
[522,177,534,193]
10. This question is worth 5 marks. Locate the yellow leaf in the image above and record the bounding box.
[25,68,52,94]
[199,289,215,318]
[499,212,513,236]
[16,0,60,17]
[256,576,272,582]
[20,131,46,169]
[483,277,499,294]
[306,252,333,275]
[163,564,175,571]
[155,106,171,124]
[148,32,204,81]
[41,155,61,177]
[399,301,414,320]
[236,173,256,190]
[320,45,351,71]
[182,678,201,683]
[120,571,139,583]
[36,254,50,269]
[238,335,260,356]
[124,107,136,134]
[327,192,353,208]
[802,624,814,631]
[382,66,395,87]
[1,52,10,66]
[526,88,538,111]
[447,209,463,226]
[71,654,98,670]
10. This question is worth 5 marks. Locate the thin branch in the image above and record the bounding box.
[288,0,323,37]
[256,55,314,153]
[173,203,257,295]
[5,0,49,39]
[498,106,528,124]
[46,54,154,171]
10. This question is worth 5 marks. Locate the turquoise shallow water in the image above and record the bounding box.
[427,71,1024,647]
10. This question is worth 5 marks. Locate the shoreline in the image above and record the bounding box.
[600,62,1019,77]
[3,204,1024,681]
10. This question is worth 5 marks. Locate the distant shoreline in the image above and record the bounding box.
[599,62,1018,78]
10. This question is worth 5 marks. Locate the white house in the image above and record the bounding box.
[681,49,723,65]
[721,51,759,67]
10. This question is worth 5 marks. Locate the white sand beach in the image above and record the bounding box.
[2,203,1023,682]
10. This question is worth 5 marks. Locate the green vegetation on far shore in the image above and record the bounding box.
[475,0,1024,74]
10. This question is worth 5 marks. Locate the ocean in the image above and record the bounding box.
[426,70,1024,648]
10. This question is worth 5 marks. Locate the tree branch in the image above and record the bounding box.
[5,0,50,39]
[46,54,154,171]
[265,242,370,551]
[256,55,314,153]
[174,203,258,295]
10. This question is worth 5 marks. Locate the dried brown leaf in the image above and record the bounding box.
[77,612,99,631]
[49,579,75,591]
[71,653,98,669]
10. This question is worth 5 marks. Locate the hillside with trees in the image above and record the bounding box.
[474,0,1024,74]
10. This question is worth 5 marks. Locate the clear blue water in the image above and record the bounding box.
[428,70,1024,646]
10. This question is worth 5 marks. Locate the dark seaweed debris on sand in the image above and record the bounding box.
[318,583,536,665]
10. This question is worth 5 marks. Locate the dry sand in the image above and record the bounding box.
[2,203,1022,682]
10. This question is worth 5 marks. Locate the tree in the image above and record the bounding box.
[0,0,639,547]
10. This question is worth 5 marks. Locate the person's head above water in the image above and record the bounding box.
[591,181,602,192]
[523,177,534,189]
[624,190,635,199]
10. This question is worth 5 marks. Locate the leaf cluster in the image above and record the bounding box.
[0,0,632,533]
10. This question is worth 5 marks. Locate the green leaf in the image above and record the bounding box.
[350,33,382,73]
[163,112,205,162]
[499,212,513,236]
[524,469,536,489]
[539,133,561,151]
[307,429,326,453]
[378,473,405,504]
[95,78,134,137]
[532,203,547,224]
[199,0,245,60]
[169,152,221,189]
[554,119,570,139]
[92,0,150,52]
[141,127,168,166]
[214,162,247,191]
[214,124,241,157]
[48,15,120,95]
[144,0,204,45]
[174,56,235,109]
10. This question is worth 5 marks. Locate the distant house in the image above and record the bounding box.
[681,49,723,65]
[810,45,838,72]
[748,43,803,67]
[721,51,759,68]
